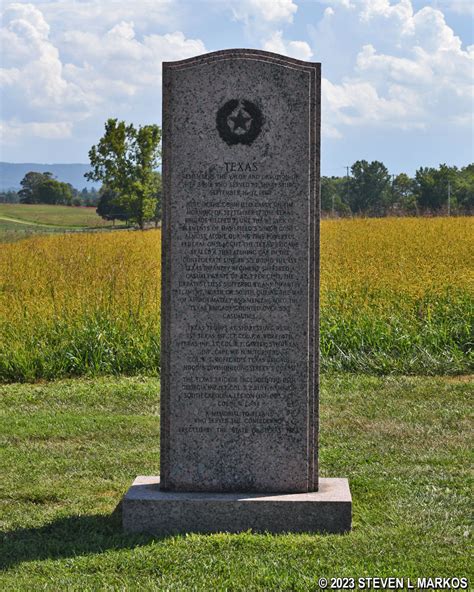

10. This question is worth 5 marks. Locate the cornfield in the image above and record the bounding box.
[0,217,472,381]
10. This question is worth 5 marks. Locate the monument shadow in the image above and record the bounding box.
[0,504,157,571]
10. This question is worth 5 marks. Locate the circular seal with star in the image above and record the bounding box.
[216,99,264,146]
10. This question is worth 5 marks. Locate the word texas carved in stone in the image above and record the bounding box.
[122,49,351,534]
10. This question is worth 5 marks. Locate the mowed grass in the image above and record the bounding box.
[0,203,125,230]
[0,217,472,381]
[0,375,471,590]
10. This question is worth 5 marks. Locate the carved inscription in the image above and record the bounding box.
[174,163,304,436]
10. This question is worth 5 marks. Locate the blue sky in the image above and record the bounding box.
[1,0,473,176]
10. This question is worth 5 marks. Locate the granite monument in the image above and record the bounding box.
[122,49,351,534]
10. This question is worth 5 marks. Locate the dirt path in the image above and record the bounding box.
[0,215,133,234]
[0,215,74,229]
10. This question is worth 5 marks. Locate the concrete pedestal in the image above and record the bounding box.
[122,476,351,535]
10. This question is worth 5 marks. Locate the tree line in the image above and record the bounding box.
[86,122,474,223]
[322,161,473,217]
[0,119,164,227]
[0,172,99,206]
[2,118,472,223]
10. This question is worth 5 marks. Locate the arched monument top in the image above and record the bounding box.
[163,48,321,71]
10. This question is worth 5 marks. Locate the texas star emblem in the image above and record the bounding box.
[216,99,264,146]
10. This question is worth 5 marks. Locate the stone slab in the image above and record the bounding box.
[161,49,321,493]
[122,476,351,535]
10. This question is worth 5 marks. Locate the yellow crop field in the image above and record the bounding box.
[0,217,472,380]
[2,231,161,321]
[321,217,472,306]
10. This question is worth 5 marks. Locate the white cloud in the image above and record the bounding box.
[0,3,88,115]
[322,77,425,133]
[316,0,355,8]
[356,44,431,84]
[0,68,20,86]
[263,31,313,60]
[32,0,177,34]
[433,1,474,17]
[359,0,415,30]
[0,2,206,148]
[1,0,472,165]
[221,0,299,49]
[226,0,298,24]
[60,27,206,106]
[1,120,73,143]
[311,0,473,138]
[222,0,310,63]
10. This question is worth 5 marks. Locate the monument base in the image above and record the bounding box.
[122,476,351,535]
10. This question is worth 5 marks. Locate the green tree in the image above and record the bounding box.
[151,171,162,226]
[0,190,19,204]
[349,160,391,215]
[18,171,53,204]
[456,164,474,212]
[96,187,129,225]
[85,119,161,229]
[321,176,351,216]
[413,164,457,212]
[80,187,99,207]
[36,178,74,205]
[392,173,417,215]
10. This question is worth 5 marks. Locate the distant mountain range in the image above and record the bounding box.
[0,162,100,191]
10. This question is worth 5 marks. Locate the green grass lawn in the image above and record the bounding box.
[0,203,129,242]
[0,375,471,590]
[0,203,126,230]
